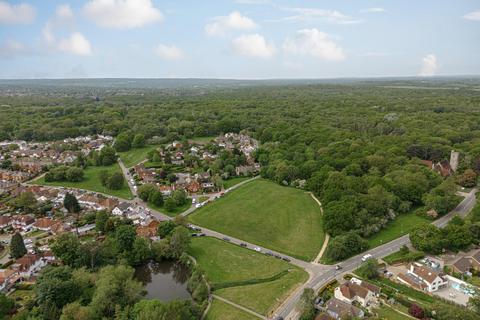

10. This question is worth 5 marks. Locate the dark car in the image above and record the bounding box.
[265,251,274,256]
[191,233,198,237]
[274,254,282,259]
[199,233,206,237]
[222,237,230,241]
[282,257,291,262]
[240,243,247,247]
[335,265,342,270]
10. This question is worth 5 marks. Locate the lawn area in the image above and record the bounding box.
[189,237,308,316]
[383,248,424,265]
[206,299,259,320]
[223,176,251,189]
[367,211,430,248]
[117,145,158,168]
[9,289,36,309]
[188,237,292,285]
[148,198,192,217]
[215,269,308,316]
[189,179,324,261]
[375,305,413,320]
[33,163,133,199]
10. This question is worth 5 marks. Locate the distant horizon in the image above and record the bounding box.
[0,1,478,79]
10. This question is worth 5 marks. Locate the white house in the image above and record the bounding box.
[399,263,448,292]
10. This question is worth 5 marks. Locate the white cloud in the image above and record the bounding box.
[56,4,74,21]
[280,7,362,25]
[0,1,35,24]
[84,0,163,29]
[58,32,92,56]
[41,5,92,56]
[418,54,438,76]
[205,11,257,36]
[360,8,386,13]
[232,34,275,59]
[463,10,480,21]
[283,29,346,61]
[0,39,29,58]
[154,44,185,60]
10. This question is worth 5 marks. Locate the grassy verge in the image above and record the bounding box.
[189,179,324,261]
[223,177,251,189]
[206,298,259,320]
[367,211,429,248]
[148,199,192,217]
[117,145,158,168]
[33,163,133,200]
[383,249,424,265]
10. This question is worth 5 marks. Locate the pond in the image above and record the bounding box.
[135,260,192,301]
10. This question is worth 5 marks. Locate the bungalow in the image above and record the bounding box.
[33,218,59,232]
[334,277,380,307]
[452,257,473,275]
[0,216,12,229]
[397,263,447,292]
[99,197,119,212]
[471,251,480,270]
[159,185,174,196]
[325,298,364,319]
[50,221,70,235]
[10,254,48,278]
[0,269,20,292]
[11,215,35,232]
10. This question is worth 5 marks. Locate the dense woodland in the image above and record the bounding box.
[1,79,480,262]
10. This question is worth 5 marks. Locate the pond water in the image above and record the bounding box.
[135,260,192,301]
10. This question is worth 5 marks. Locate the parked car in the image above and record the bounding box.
[335,265,342,270]
[282,257,291,262]
[198,233,206,237]
[222,237,230,242]
[274,254,282,259]
[195,204,202,208]
[254,247,262,252]
[265,251,274,256]
[361,254,373,262]
[191,233,199,237]
[240,243,247,247]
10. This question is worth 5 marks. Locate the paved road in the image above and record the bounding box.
[274,189,478,320]
[118,158,137,197]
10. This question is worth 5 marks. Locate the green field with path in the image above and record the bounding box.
[117,145,158,168]
[189,237,308,316]
[206,299,258,320]
[189,179,324,261]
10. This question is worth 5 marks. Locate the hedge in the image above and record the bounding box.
[211,269,289,290]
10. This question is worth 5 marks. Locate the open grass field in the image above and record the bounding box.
[215,269,307,316]
[188,237,292,285]
[206,299,259,320]
[33,163,133,199]
[117,145,158,168]
[189,179,324,261]
[223,176,251,189]
[367,211,430,248]
[189,136,215,144]
[189,237,308,316]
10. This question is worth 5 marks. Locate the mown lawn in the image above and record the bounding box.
[375,305,413,320]
[215,269,308,316]
[33,163,133,199]
[117,145,158,168]
[189,136,215,144]
[148,198,192,217]
[189,179,324,261]
[223,177,251,189]
[189,237,308,316]
[188,237,291,285]
[206,299,259,320]
[367,211,430,248]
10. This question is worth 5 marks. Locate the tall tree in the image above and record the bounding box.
[10,232,27,259]
[64,192,81,214]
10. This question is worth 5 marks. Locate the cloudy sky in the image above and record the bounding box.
[0,0,479,79]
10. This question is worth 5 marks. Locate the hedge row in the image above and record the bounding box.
[211,269,289,290]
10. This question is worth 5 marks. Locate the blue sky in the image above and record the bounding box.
[0,0,479,79]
